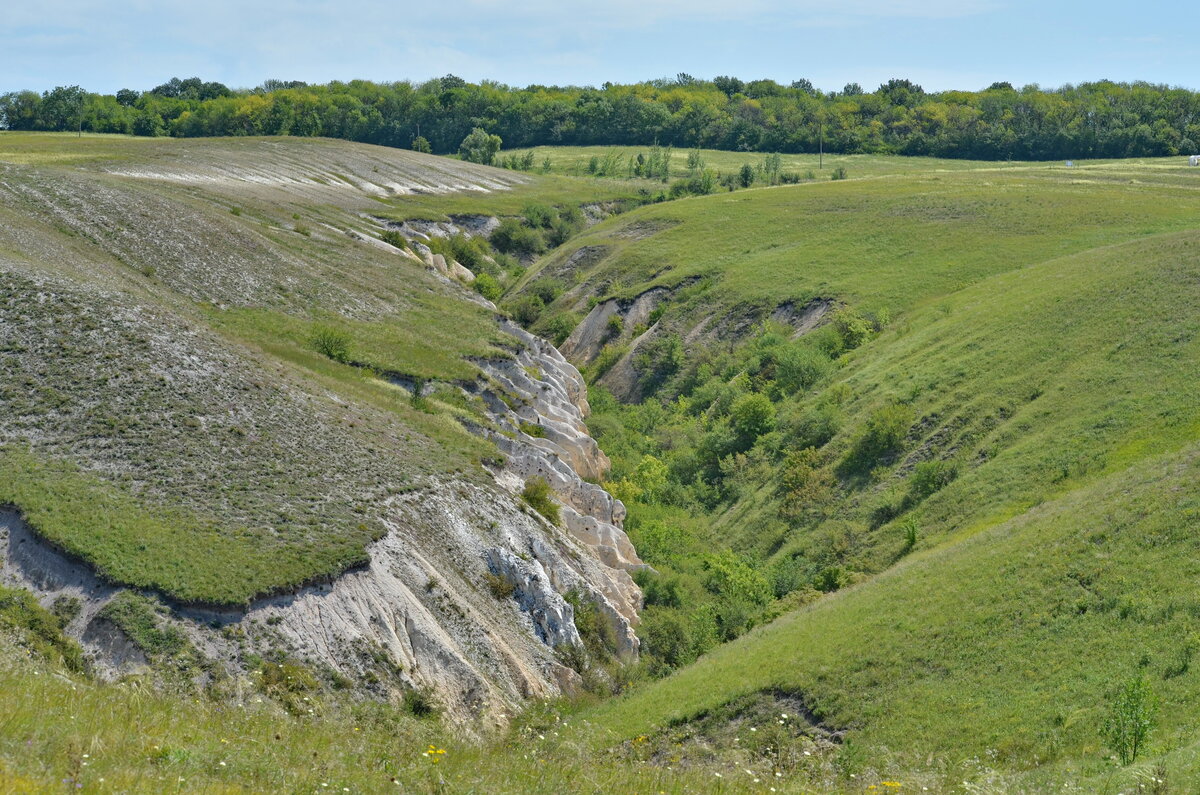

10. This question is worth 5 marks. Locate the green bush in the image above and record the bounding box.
[528,277,564,305]
[473,272,502,302]
[606,314,624,338]
[730,392,776,447]
[776,344,831,392]
[404,686,439,718]
[632,334,684,394]
[778,446,835,520]
[565,589,619,661]
[908,459,957,502]
[782,401,842,450]
[639,608,697,671]
[842,402,914,475]
[491,218,546,255]
[521,477,560,525]
[311,324,352,363]
[590,343,627,379]
[426,233,492,272]
[701,550,771,607]
[507,294,545,327]
[831,306,874,352]
[738,163,755,188]
[523,203,555,229]
[538,312,578,346]
[378,229,408,250]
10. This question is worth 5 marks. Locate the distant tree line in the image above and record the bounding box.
[3,74,1199,160]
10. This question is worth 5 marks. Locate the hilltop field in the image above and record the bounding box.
[1,132,1198,792]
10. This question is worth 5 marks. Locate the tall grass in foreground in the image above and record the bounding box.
[0,642,789,794]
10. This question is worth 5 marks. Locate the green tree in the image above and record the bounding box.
[1102,677,1157,765]
[458,127,502,165]
[730,392,776,447]
[738,163,755,188]
[411,135,432,153]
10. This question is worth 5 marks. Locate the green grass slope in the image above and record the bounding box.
[587,439,1200,787]
[539,177,1200,785]
[520,157,1199,324]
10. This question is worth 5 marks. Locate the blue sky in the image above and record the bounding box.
[2,0,1195,94]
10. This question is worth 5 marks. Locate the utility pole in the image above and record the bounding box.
[819,121,824,169]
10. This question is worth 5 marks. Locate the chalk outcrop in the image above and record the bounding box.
[473,321,646,658]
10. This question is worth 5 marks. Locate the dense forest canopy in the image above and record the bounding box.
[3,74,1199,160]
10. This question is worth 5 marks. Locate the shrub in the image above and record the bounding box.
[523,202,555,229]
[539,313,578,346]
[814,565,846,592]
[831,166,848,180]
[564,589,619,660]
[426,233,490,271]
[783,402,842,449]
[507,294,545,327]
[311,325,352,363]
[378,229,408,250]
[701,550,771,607]
[842,402,914,474]
[730,392,776,447]
[528,277,564,305]
[590,343,626,379]
[776,344,831,392]
[606,314,624,338]
[491,218,546,255]
[404,687,439,718]
[831,306,874,352]
[484,572,516,600]
[779,446,835,520]
[739,163,755,188]
[473,272,502,302]
[521,477,560,525]
[1103,677,1157,765]
[909,459,957,502]
[640,609,693,670]
[632,334,684,393]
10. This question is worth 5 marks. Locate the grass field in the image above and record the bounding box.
[499,143,1198,183]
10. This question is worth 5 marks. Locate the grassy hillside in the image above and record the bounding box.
[499,154,1200,786]
[573,229,1200,780]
